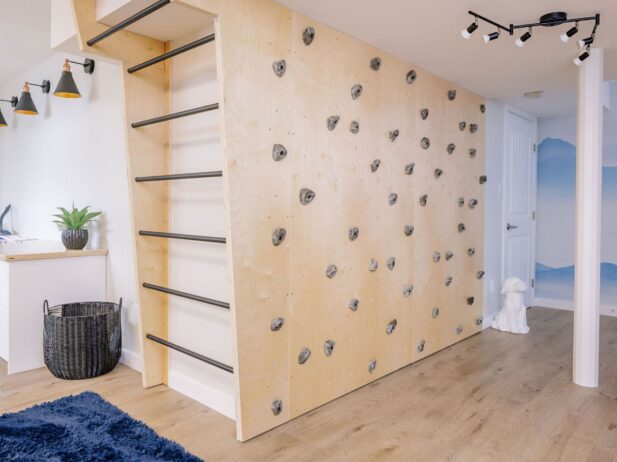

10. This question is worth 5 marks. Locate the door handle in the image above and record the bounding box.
[507,223,519,231]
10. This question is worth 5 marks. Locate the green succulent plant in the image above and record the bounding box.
[53,204,101,230]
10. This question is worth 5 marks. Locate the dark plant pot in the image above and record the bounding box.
[61,229,89,250]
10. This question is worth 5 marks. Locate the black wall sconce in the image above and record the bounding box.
[0,96,18,127]
[15,80,50,115]
[54,58,95,99]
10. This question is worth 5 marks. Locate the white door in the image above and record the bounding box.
[503,109,536,306]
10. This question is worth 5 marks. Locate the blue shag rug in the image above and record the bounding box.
[0,391,203,461]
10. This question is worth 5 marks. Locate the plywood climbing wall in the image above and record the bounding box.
[214,0,485,441]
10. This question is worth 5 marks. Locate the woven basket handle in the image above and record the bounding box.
[118,297,123,310]
[43,300,49,315]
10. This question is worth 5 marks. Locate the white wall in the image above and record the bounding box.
[0,52,142,367]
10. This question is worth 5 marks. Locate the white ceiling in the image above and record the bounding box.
[276,0,617,116]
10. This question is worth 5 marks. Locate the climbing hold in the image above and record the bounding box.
[480,104,486,113]
[476,317,483,326]
[272,144,287,162]
[445,276,453,287]
[470,123,479,133]
[447,143,456,155]
[386,319,398,335]
[448,89,457,100]
[434,168,444,179]
[445,251,453,261]
[477,270,485,279]
[299,188,316,205]
[433,251,441,263]
[420,108,429,120]
[467,296,475,305]
[348,226,360,241]
[324,340,336,356]
[456,325,463,335]
[417,340,425,352]
[370,57,382,71]
[468,247,476,257]
[479,175,488,184]
[469,148,477,159]
[404,224,415,236]
[458,197,465,207]
[327,115,340,131]
[350,120,360,134]
[369,258,378,272]
[272,228,287,246]
[270,317,285,331]
[351,84,363,100]
[272,60,286,77]
[326,264,338,279]
[388,193,398,206]
[302,26,315,46]
[349,298,360,311]
[271,399,283,416]
[420,194,428,206]
[368,360,377,373]
[432,307,440,318]
[389,129,400,142]
[459,121,467,131]
[386,257,396,271]
[403,284,414,297]
[421,137,431,150]
[406,69,417,84]
[370,159,381,173]
[405,163,416,175]
[469,199,478,209]
[458,223,466,233]
[298,348,311,364]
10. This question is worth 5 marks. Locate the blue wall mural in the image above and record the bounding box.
[536,89,617,305]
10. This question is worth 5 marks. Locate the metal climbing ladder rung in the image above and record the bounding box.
[143,282,230,309]
[131,103,219,128]
[139,231,226,244]
[146,334,233,373]
[134,171,222,182]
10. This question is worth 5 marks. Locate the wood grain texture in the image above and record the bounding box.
[4,308,617,461]
[0,240,107,261]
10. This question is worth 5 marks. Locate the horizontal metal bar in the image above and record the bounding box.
[512,15,600,30]
[131,103,219,128]
[128,34,216,73]
[135,171,222,182]
[143,282,230,309]
[147,334,233,373]
[139,230,226,244]
[469,10,512,34]
[87,0,171,46]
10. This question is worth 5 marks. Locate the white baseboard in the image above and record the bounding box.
[120,348,143,372]
[168,370,236,421]
[534,297,617,317]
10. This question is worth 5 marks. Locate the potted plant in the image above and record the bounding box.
[53,204,101,250]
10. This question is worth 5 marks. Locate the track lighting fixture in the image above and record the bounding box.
[560,24,578,43]
[54,58,95,99]
[574,47,590,66]
[515,29,532,48]
[578,37,594,49]
[0,96,18,127]
[483,31,500,43]
[461,19,478,39]
[15,80,50,116]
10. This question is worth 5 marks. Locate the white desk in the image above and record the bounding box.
[0,240,108,374]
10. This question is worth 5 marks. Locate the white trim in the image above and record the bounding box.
[119,348,143,372]
[534,297,617,317]
[168,369,236,420]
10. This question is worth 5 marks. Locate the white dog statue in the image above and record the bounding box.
[491,277,529,334]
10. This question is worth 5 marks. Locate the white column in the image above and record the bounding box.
[574,48,604,388]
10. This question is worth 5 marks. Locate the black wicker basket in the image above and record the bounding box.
[43,299,122,380]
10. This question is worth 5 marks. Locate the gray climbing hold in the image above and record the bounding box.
[405,163,415,175]
[369,258,378,272]
[349,226,359,241]
[468,247,476,257]
[386,319,397,335]
[272,228,286,246]
[469,148,477,158]
[433,251,441,263]
[456,325,463,335]
[370,159,381,173]
[351,84,363,100]
[386,257,396,271]
[406,69,417,84]
[459,121,467,131]
[270,317,284,331]
[302,26,315,46]
[326,264,338,279]
[389,129,400,142]
[467,296,475,305]
[480,104,486,113]
[469,199,478,209]
[445,251,453,261]
[349,298,360,311]
[298,348,311,364]
[458,197,465,207]
[299,188,316,205]
[324,340,335,356]
[350,120,360,134]
[368,360,377,373]
[271,399,283,416]
[388,193,398,206]
[272,60,286,77]
[477,270,485,279]
[370,57,382,71]
[272,144,287,161]
[445,276,453,287]
[403,284,414,297]
[417,340,425,352]
[420,108,429,120]
[447,143,456,155]
[327,115,340,131]
[432,307,440,318]
[434,168,443,179]
[420,194,428,206]
[458,223,466,233]
[448,89,457,100]
[476,317,483,326]
[404,224,414,236]
[470,123,479,133]
[479,175,487,184]
[421,137,431,149]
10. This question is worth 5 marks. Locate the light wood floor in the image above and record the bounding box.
[2,307,617,461]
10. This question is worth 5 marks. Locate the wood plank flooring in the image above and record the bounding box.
[2,307,617,461]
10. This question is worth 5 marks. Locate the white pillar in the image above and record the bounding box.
[574,48,604,388]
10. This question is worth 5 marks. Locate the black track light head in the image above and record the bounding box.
[515,30,532,48]
[561,24,578,42]
[483,30,500,43]
[574,47,590,66]
[461,20,478,39]
[578,36,594,49]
